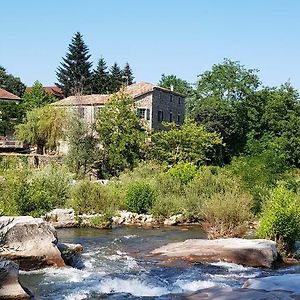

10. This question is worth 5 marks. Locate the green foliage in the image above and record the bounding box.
[70,180,114,215]
[158,74,193,97]
[0,66,26,97]
[0,165,71,217]
[21,81,56,112]
[56,32,93,97]
[0,102,23,136]
[125,181,156,214]
[16,105,65,154]
[96,90,146,176]
[108,63,123,93]
[149,121,223,166]
[187,59,260,161]
[66,114,98,177]
[122,63,134,85]
[167,162,197,185]
[92,57,110,94]
[257,185,300,250]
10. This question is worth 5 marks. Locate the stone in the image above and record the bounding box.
[0,216,65,270]
[151,238,278,268]
[0,259,32,299]
[184,287,299,300]
[164,214,185,226]
[243,274,300,293]
[45,208,77,228]
[57,243,83,267]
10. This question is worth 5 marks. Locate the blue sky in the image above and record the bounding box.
[1,0,299,89]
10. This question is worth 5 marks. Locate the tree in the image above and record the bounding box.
[56,32,93,97]
[122,63,134,85]
[0,102,22,136]
[92,57,110,94]
[148,121,223,166]
[66,114,98,177]
[21,80,56,112]
[187,59,261,161]
[0,66,26,97]
[158,74,193,97]
[96,90,146,176]
[16,106,65,154]
[108,63,123,93]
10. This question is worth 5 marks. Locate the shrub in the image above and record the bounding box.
[125,182,155,214]
[70,180,114,214]
[167,162,197,185]
[257,185,300,250]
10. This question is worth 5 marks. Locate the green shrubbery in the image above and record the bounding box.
[257,185,300,250]
[125,182,156,214]
[0,164,71,217]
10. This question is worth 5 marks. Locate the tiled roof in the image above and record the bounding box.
[26,86,64,99]
[52,82,184,106]
[0,88,21,101]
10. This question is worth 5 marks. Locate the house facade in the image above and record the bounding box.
[52,82,185,131]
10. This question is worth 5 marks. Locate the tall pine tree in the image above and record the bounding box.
[56,32,92,97]
[108,63,123,93]
[122,63,134,85]
[92,57,109,94]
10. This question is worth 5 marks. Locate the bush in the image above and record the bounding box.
[0,165,72,217]
[167,162,197,185]
[257,185,300,250]
[70,180,114,214]
[125,182,156,214]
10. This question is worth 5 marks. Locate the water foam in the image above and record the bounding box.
[98,278,169,296]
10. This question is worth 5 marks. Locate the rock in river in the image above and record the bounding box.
[243,274,300,293]
[0,259,33,299]
[45,208,77,228]
[0,216,65,270]
[151,238,278,268]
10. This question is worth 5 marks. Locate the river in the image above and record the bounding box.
[19,226,300,299]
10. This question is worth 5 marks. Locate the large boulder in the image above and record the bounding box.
[0,259,32,299]
[151,238,278,268]
[0,216,65,270]
[45,208,77,228]
[184,287,298,300]
[57,242,83,267]
[243,274,300,293]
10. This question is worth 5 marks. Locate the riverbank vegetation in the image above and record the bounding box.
[1,54,300,252]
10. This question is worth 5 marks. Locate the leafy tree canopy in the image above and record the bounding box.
[148,121,223,166]
[0,66,26,97]
[16,106,65,154]
[158,74,193,97]
[56,32,93,97]
[96,90,146,176]
[22,80,56,112]
[92,57,110,94]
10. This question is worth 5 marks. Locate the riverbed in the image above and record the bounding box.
[19,226,300,299]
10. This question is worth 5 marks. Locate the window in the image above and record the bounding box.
[170,94,173,102]
[94,106,100,119]
[146,109,150,121]
[78,106,85,119]
[178,97,181,105]
[177,114,181,124]
[169,112,173,122]
[158,110,163,122]
[137,108,146,119]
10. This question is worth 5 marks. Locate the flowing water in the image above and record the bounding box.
[20,226,300,299]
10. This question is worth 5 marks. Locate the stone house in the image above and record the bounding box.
[52,82,185,131]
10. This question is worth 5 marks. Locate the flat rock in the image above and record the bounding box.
[45,208,77,228]
[0,216,65,270]
[183,287,299,300]
[0,259,32,299]
[151,238,278,268]
[243,274,300,293]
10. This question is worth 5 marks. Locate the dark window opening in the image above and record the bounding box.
[78,107,85,119]
[158,110,163,122]
[169,112,173,122]
[177,114,181,123]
